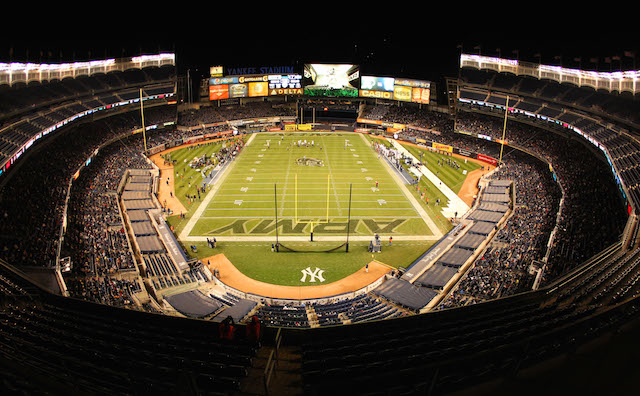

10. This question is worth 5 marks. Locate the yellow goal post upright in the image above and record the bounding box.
[274,171,353,253]
[295,173,331,242]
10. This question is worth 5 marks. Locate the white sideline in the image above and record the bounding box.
[389,139,470,219]
[363,134,443,239]
[178,133,257,240]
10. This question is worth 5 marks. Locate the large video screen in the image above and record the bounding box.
[303,64,360,97]
[361,76,394,92]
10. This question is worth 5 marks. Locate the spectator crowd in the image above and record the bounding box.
[0,100,629,311]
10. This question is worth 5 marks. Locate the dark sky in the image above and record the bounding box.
[2,10,637,89]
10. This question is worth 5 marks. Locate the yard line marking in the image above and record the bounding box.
[360,133,442,238]
[178,133,257,239]
[278,134,295,217]
[181,235,441,242]
[321,134,343,217]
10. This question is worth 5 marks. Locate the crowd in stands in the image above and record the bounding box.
[64,276,140,307]
[178,102,296,127]
[256,303,310,328]
[456,112,627,280]
[0,122,111,268]
[363,104,453,132]
[441,154,561,307]
[0,95,630,313]
[364,105,627,291]
[61,139,152,276]
[253,294,409,328]
[0,107,174,305]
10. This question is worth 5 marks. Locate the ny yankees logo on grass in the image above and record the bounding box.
[300,267,325,283]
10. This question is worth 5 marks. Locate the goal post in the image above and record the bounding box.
[273,173,353,253]
[295,173,331,241]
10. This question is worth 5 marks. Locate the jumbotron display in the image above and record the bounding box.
[302,63,360,97]
[208,64,431,103]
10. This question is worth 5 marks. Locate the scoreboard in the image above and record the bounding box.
[360,76,430,104]
[209,74,302,100]
[208,64,430,104]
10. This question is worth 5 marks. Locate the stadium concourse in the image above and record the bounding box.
[0,50,640,396]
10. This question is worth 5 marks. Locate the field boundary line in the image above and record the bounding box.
[178,133,256,240]
[181,235,441,242]
[360,133,443,239]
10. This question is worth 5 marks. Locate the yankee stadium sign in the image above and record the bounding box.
[226,66,296,76]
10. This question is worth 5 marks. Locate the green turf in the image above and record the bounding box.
[164,137,246,235]
[163,132,463,287]
[189,240,434,286]
[165,141,222,210]
[189,132,434,237]
[399,142,481,194]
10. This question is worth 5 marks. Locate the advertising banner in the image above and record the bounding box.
[209,76,238,85]
[412,87,430,104]
[360,89,393,99]
[361,76,394,92]
[268,73,302,95]
[209,84,229,100]
[229,83,248,98]
[432,142,453,153]
[477,153,498,166]
[248,82,268,97]
[393,85,412,102]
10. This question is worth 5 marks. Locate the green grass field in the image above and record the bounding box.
[189,240,434,286]
[399,142,481,194]
[162,131,477,287]
[185,132,436,239]
[161,139,234,214]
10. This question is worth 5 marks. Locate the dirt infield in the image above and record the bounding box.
[204,253,391,300]
[150,153,187,215]
[149,137,234,215]
[458,167,490,207]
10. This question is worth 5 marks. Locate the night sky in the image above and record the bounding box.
[2,10,638,99]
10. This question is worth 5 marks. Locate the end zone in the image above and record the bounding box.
[205,253,391,300]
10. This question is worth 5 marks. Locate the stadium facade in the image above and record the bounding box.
[1,48,640,395]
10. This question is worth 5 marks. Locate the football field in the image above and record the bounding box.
[179,131,441,242]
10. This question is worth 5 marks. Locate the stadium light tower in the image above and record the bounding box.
[498,95,509,166]
[140,88,148,155]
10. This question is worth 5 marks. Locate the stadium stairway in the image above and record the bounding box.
[239,344,303,396]
[305,305,320,328]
